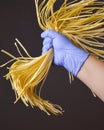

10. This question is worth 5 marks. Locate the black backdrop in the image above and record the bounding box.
[0,0,104,130]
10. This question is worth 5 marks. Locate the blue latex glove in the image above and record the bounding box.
[41,30,89,76]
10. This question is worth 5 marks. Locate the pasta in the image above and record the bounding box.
[1,0,104,115]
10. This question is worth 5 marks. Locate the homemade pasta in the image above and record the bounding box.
[1,0,104,115]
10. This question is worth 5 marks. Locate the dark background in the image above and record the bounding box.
[0,0,104,130]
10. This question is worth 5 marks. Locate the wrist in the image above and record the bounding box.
[77,55,92,78]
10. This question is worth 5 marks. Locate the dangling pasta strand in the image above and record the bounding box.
[1,39,63,115]
[1,0,104,115]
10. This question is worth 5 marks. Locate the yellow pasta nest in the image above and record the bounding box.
[1,0,104,115]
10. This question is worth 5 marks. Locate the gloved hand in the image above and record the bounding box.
[41,30,89,76]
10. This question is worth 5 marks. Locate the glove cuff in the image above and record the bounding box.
[63,51,89,76]
[75,53,89,76]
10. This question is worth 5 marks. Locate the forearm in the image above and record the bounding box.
[77,55,104,101]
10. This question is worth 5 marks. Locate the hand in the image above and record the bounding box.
[41,30,89,76]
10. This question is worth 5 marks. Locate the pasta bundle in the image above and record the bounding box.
[1,0,104,115]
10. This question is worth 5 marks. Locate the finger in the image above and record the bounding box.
[43,37,52,46]
[42,45,51,54]
[41,29,58,39]
[42,41,53,55]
